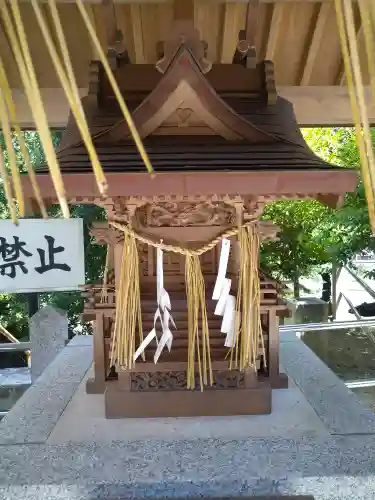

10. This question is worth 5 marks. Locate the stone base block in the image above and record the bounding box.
[105,381,272,418]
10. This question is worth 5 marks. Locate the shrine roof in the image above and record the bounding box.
[46,132,335,175]
[28,24,357,204]
[36,96,346,176]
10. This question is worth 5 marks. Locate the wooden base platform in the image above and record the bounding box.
[270,372,289,389]
[86,377,105,394]
[105,380,272,418]
[87,373,289,396]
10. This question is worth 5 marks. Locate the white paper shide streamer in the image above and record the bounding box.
[212,238,236,347]
[134,247,176,363]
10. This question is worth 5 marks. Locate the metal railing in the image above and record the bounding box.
[346,379,375,389]
[336,291,361,320]
[280,319,375,332]
[0,342,31,352]
[0,342,31,419]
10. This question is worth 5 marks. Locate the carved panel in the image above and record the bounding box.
[135,201,236,227]
[90,224,125,245]
[137,242,149,276]
[113,197,130,223]
[90,226,112,245]
[243,198,266,221]
[163,251,182,275]
[131,370,245,391]
[153,106,218,136]
[200,247,217,274]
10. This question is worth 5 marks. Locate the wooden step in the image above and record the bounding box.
[104,330,268,345]
[136,349,258,363]
[105,343,266,362]
[140,318,225,327]
[136,350,263,365]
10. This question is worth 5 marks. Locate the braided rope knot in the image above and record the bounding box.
[110,219,258,256]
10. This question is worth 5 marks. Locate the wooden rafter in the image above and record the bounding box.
[265,3,283,60]
[83,5,102,59]
[0,13,20,85]
[220,3,239,64]
[244,0,259,55]
[130,4,145,63]
[102,0,119,50]
[233,0,260,68]
[337,26,364,86]
[300,3,331,85]
[15,0,345,4]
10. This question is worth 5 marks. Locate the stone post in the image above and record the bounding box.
[29,306,69,382]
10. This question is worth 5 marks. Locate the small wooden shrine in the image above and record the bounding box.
[22,19,356,418]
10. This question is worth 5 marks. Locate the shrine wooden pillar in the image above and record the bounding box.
[84,208,123,394]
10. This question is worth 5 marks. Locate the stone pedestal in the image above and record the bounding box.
[285,297,328,325]
[29,306,68,382]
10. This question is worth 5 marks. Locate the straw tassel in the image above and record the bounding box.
[109,221,262,390]
[334,0,375,232]
[185,254,213,390]
[232,224,265,371]
[110,231,143,370]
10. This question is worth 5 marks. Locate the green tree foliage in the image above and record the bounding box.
[0,132,105,339]
[261,127,375,296]
[260,199,330,297]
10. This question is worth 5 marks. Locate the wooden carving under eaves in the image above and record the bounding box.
[156,21,211,75]
[101,44,277,143]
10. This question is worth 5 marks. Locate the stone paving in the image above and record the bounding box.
[1,334,375,500]
[0,367,31,387]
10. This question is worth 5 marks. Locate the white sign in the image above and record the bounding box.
[0,218,85,293]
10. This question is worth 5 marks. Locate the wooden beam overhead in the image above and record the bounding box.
[173,0,194,20]
[300,3,331,85]
[17,0,342,4]
[8,86,375,128]
[338,26,364,85]
[280,85,375,126]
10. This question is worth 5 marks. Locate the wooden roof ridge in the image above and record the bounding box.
[54,58,343,175]
[92,45,280,145]
[50,24,351,176]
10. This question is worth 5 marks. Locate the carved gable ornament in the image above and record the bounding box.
[104,44,275,143]
[156,21,211,75]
